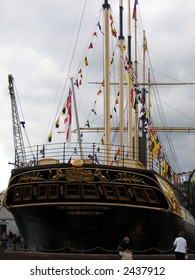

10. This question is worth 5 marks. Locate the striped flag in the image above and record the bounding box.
[64,89,72,145]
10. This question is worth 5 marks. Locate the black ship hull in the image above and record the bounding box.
[10,204,195,253]
[4,161,195,253]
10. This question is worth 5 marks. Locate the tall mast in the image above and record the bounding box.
[139,30,147,166]
[119,0,125,158]
[143,31,146,93]
[103,0,111,165]
[127,0,133,159]
[133,0,139,161]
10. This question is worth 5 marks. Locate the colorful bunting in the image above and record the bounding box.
[93,31,98,37]
[110,51,115,65]
[114,148,120,160]
[111,28,117,38]
[84,56,88,66]
[62,105,66,115]
[97,21,104,35]
[97,89,102,95]
[88,42,93,49]
[85,120,90,128]
[92,100,97,115]
[55,118,60,128]
[74,78,79,89]
[92,109,97,115]
[47,132,52,143]
[110,13,117,38]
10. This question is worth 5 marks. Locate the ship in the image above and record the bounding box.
[3,0,195,254]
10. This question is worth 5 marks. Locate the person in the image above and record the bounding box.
[173,231,187,260]
[1,232,8,249]
[7,230,14,248]
[117,236,133,260]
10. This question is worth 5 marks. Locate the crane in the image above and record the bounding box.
[8,74,27,167]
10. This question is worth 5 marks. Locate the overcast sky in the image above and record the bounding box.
[1,0,195,192]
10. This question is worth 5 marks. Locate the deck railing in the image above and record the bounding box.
[14,142,181,187]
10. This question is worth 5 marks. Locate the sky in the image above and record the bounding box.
[0,0,195,192]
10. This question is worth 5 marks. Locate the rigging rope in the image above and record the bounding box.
[136,6,183,173]
[43,0,87,144]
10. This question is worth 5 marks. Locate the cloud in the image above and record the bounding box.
[0,0,195,191]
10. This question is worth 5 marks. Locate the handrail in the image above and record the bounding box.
[14,141,182,188]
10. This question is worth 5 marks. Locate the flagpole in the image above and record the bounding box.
[103,0,111,165]
[140,30,147,166]
[127,0,133,160]
[148,68,152,170]
[119,0,125,160]
[70,77,83,160]
[133,0,139,161]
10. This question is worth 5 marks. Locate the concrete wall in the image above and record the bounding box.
[0,193,19,236]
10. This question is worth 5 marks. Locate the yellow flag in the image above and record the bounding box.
[47,132,52,143]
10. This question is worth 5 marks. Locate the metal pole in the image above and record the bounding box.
[70,77,83,160]
[103,0,111,165]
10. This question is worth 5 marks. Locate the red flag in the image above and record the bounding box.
[88,42,93,49]
[132,0,138,19]
[64,89,72,144]
[158,144,162,160]
[97,89,102,95]
[114,148,120,160]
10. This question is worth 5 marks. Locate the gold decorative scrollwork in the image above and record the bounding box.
[94,169,108,182]
[113,172,147,185]
[65,168,95,182]
[156,176,182,216]
[18,171,45,183]
[71,160,84,167]
[49,169,65,181]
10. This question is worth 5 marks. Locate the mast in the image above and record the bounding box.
[133,0,139,161]
[103,0,111,165]
[119,0,125,159]
[8,74,26,167]
[147,68,152,169]
[143,31,147,91]
[70,77,83,159]
[127,0,133,159]
[139,30,147,166]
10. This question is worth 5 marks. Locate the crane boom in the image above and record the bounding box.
[8,74,26,167]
